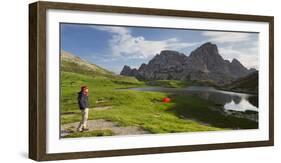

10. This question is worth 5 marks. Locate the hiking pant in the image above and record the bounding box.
[77,108,89,131]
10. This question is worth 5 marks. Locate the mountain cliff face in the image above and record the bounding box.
[120,42,255,85]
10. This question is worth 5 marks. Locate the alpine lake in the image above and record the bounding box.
[126,86,258,122]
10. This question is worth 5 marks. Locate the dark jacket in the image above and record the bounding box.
[78,92,89,110]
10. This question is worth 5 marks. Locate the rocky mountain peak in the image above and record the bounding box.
[159,50,184,56]
[229,58,249,78]
[186,42,226,75]
[249,68,258,73]
[120,65,138,77]
[148,50,188,66]
[201,42,217,48]
[150,50,187,62]
[120,42,254,85]
[190,42,219,57]
[120,65,131,73]
[231,58,242,65]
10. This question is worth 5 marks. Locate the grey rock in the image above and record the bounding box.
[120,42,254,85]
[120,65,138,76]
[229,58,249,78]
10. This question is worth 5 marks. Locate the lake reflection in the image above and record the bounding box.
[128,86,258,122]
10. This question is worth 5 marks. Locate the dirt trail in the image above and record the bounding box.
[61,119,149,137]
[92,106,112,111]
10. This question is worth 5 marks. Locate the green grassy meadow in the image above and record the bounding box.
[60,70,258,137]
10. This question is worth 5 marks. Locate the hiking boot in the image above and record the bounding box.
[83,127,89,131]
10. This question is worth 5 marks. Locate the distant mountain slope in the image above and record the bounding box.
[224,71,258,94]
[61,50,114,76]
[120,42,255,85]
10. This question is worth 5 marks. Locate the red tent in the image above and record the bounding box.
[162,97,171,103]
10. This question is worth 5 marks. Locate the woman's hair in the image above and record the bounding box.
[80,86,88,92]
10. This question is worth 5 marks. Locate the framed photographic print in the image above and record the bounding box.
[29,1,274,161]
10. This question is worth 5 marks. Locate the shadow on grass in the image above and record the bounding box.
[63,129,114,138]
[166,94,258,129]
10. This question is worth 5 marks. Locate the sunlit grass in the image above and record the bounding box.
[61,71,257,136]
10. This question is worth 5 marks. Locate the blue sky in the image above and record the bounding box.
[61,23,259,74]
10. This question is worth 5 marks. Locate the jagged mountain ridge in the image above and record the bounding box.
[120,42,256,85]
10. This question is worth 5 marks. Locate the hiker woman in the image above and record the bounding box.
[77,86,90,132]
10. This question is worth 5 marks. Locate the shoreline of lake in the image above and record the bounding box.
[121,85,259,115]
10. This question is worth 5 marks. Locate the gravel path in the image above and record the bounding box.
[61,119,149,137]
[92,106,112,111]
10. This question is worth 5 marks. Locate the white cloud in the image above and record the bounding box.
[91,26,129,35]
[202,31,252,43]
[91,27,259,69]
[92,26,199,58]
